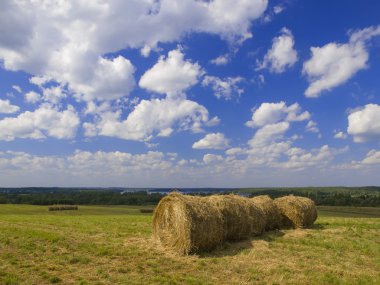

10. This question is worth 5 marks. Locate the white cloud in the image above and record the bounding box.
[226,147,245,156]
[243,102,324,168]
[193,133,229,150]
[203,153,224,164]
[334,131,347,139]
[0,99,20,114]
[29,76,50,87]
[85,97,218,141]
[306,120,320,133]
[279,145,348,169]
[139,49,202,97]
[202,76,244,100]
[248,122,290,147]
[0,146,373,187]
[70,56,136,102]
[12,85,22,93]
[362,150,380,164]
[41,85,67,104]
[257,28,298,73]
[210,54,230,65]
[262,4,286,23]
[0,149,179,187]
[0,105,79,141]
[246,101,310,128]
[0,0,267,102]
[347,104,380,142]
[303,25,380,98]
[273,5,284,14]
[24,91,41,104]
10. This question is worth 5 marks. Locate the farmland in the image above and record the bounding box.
[0,205,379,285]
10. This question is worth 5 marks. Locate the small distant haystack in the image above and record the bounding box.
[153,193,265,254]
[140,208,154,213]
[251,195,281,230]
[48,205,78,211]
[274,196,317,228]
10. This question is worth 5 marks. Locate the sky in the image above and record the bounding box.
[0,0,380,188]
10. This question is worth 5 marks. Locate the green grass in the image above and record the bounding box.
[0,205,379,284]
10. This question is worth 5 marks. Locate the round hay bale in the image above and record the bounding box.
[153,192,224,255]
[251,195,281,230]
[208,194,266,241]
[153,193,266,254]
[274,195,318,228]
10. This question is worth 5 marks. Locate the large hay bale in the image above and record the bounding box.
[208,195,266,241]
[153,193,265,254]
[153,193,224,254]
[274,196,317,228]
[251,195,281,230]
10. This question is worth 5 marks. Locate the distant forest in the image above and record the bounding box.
[0,187,379,207]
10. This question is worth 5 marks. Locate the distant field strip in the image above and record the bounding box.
[318,206,380,217]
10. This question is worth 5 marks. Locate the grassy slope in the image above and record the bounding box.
[0,205,379,285]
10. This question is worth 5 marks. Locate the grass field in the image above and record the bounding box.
[0,205,379,285]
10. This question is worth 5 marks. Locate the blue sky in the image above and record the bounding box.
[0,0,380,187]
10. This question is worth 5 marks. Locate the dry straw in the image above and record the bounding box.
[274,195,317,228]
[153,192,265,255]
[251,195,281,230]
[153,193,318,254]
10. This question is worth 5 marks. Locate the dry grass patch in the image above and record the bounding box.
[0,205,379,285]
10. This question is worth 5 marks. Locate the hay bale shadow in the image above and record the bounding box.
[310,223,325,230]
[198,230,285,258]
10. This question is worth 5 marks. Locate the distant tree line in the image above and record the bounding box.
[0,191,163,206]
[247,190,380,207]
[0,188,379,207]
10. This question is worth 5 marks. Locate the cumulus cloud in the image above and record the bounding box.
[362,150,380,164]
[226,147,246,156]
[84,97,218,141]
[306,120,320,134]
[273,5,285,14]
[202,76,244,100]
[12,85,22,93]
[203,153,224,164]
[193,133,229,150]
[243,101,322,167]
[24,91,41,104]
[139,49,202,97]
[0,0,267,103]
[0,99,20,114]
[210,54,230,65]
[257,28,298,73]
[0,105,79,141]
[0,146,369,187]
[246,101,310,128]
[248,122,290,147]
[40,85,67,104]
[334,131,347,139]
[279,145,348,169]
[303,25,380,98]
[0,149,179,187]
[68,56,136,102]
[347,104,380,142]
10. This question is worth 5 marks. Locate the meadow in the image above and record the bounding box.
[0,205,379,285]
